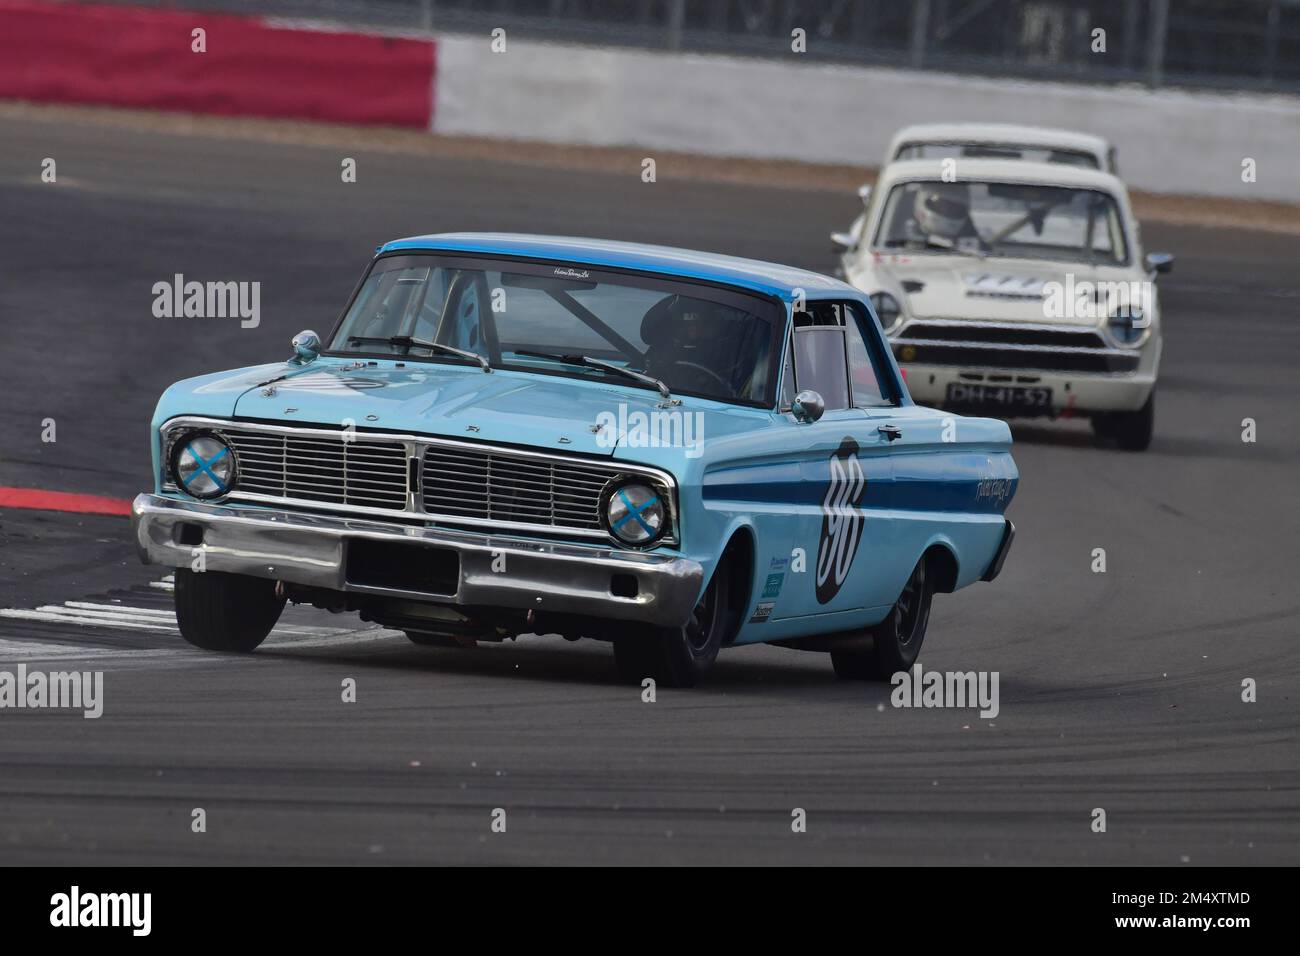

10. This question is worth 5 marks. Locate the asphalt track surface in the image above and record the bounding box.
[1,112,1298,865]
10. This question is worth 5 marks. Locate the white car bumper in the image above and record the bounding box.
[893,329,1160,415]
[902,364,1156,414]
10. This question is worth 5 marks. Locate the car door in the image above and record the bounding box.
[772,301,900,622]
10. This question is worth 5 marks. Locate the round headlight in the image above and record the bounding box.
[1105,308,1149,348]
[606,482,666,546]
[171,433,236,499]
[870,292,903,334]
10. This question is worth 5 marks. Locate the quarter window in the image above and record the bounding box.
[788,300,894,409]
[793,325,851,411]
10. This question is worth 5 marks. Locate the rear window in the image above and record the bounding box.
[895,141,1101,169]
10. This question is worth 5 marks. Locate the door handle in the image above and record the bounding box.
[877,424,902,442]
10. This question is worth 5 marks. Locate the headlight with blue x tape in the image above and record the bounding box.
[171,433,236,500]
[605,481,667,546]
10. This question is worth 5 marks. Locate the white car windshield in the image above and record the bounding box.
[874,180,1129,266]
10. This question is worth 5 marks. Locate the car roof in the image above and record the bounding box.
[875,158,1127,195]
[887,123,1111,159]
[377,232,851,301]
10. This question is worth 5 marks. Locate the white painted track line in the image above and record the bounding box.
[0,608,178,633]
[63,602,176,618]
[0,578,403,664]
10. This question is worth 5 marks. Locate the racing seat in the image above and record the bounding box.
[640,294,745,398]
[432,270,501,365]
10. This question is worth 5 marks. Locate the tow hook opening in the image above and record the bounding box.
[174,522,204,547]
[610,573,639,599]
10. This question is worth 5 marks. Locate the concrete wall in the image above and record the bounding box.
[434,34,1300,203]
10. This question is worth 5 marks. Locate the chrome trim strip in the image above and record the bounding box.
[899,318,1106,336]
[905,365,1147,380]
[893,336,1133,357]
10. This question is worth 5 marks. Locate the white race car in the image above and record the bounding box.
[833,158,1173,450]
[885,122,1117,173]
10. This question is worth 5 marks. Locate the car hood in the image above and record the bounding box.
[229,360,685,457]
[856,254,1138,324]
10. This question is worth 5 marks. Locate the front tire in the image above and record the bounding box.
[174,569,285,652]
[404,630,465,648]
[831,556,934,681]
[1093,391,1155,452]
[614,559,733,688]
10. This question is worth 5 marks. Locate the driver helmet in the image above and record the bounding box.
[913,182,971,240]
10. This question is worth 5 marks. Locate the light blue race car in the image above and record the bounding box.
[132,233,1017,687]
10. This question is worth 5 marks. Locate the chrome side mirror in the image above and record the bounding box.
[792,390,825,424]
[290,329,321,365]
[830,231,857,254]
[857,183,873,205]
[1145,252,1174,276]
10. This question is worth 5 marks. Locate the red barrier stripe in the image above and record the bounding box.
[0,1,436,128]
[0,487,133,516]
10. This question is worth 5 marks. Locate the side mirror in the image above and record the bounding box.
[857,184,873,206]
[290,329,321,365]
[830,231,857,254]
[792,390,825,424]
[1145,252,1174,276]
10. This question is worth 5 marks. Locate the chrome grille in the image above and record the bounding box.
[421,446,615,531]
[223,429,409,511]
[162,418,676,542]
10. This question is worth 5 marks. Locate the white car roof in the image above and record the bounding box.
[886,123,1111,162]
[876,157,1127,197]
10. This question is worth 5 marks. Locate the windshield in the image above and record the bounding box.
[327,254,784,406]
[895,142,1101,169]
[873,180,1129,265]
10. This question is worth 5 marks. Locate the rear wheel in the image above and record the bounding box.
[174,569,284,652]
[831,556,933,681]
[614,559,733,688]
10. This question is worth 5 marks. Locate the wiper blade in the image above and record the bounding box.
[924,237,986,259]
[347,335,490,372]
[513,349,674,403]
[392,336,491,372]
[883,237,984,259]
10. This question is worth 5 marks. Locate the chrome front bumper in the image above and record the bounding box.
[131,494,704,627]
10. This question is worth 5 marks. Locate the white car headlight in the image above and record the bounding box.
[870,292,904,334]
[171,433,236,499]
[605,482,667,546]
[1104,307,1150,349]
